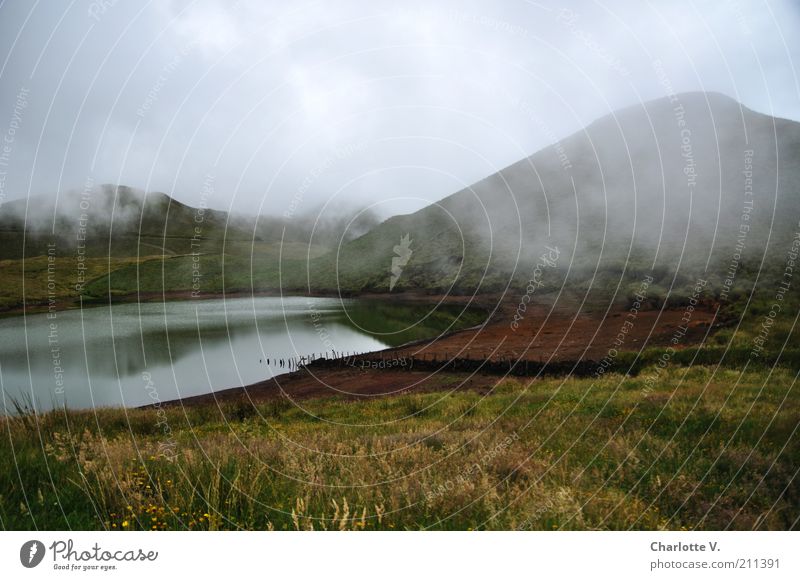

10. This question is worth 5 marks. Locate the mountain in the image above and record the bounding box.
[0,184,377,309]
[14,91,797,307]
[299,92,800,302]
[0,184,379,260]
[0,184,248,259]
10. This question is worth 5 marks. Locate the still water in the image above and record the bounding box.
[0,296,480,411]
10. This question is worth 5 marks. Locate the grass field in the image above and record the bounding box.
[2,365,797,531]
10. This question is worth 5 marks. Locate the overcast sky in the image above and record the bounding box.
[0,0,798,218]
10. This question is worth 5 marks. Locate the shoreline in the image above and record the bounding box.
[1,289,726,412]
[159,302,723,409]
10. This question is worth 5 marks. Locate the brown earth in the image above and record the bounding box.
[385,301,717,362]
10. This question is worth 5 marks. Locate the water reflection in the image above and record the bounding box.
[0,296,482,411]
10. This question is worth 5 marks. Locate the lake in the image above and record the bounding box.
[0,296,482,411]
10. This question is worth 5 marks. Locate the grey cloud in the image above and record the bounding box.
[0,0,798,220]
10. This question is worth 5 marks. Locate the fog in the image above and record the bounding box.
[0,182,381,261]
[0,0,799,222]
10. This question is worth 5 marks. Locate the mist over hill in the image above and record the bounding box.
[304,92,800,303]
[3,91,797,309]
[0,184,234,259]
[0,184,379,260]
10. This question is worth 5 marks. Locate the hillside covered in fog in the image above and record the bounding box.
[3,92,798,309]
[303,91,800,302]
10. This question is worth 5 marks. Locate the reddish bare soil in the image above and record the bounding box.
[386,302,716,363]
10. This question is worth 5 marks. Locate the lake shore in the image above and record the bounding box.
[165,301,722,408]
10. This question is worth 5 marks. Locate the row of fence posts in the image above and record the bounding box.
[260,350,596,377]
[260,350,368,372]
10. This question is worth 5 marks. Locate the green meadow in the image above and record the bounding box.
[1,365,796,531]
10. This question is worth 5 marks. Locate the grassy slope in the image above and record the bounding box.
[1,366,796,531]
[0,242,330,312]
[0,254,167,311]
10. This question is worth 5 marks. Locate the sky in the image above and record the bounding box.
[0,0,798,219]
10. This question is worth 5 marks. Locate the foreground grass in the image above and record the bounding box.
[1,365,797,530]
